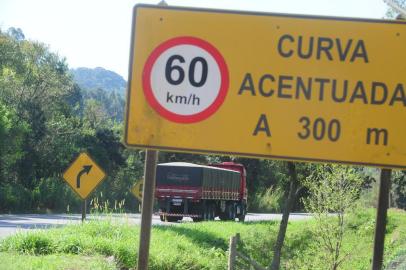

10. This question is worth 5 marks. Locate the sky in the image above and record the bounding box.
[0,0,390,79]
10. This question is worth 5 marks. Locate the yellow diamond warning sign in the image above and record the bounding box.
[131,180,143,202]
[63,152,106,200]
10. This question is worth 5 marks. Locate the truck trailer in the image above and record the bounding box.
[155,162,247,222]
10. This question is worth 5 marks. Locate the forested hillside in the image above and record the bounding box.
[80,88,125,122]
[1,27,405,214]
[71,67,126,122]
[0,28,141,212]
[70,67,126,94]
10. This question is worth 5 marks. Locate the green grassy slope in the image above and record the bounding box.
[0,252,115,270]
[0,209,405,270]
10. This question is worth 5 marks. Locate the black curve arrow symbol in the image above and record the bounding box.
[76,165,92,188]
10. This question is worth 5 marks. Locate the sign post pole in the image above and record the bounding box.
[372,15,402,269]
[371,168,392,270]
[81,199,86,222]
[136,150,158,270]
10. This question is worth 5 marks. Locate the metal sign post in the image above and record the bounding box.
[371,169,392,270]
[136,150,158,270]
[82,199,87,222]
[371,14,402,270]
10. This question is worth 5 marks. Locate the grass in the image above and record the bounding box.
[0,209,405,269]
[0,252,115,270]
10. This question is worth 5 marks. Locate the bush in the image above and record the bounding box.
[0,183,34,212]
[303,164,364,270]
[1,211,406,269]
[250,187,284,213]
[3,233,54,255]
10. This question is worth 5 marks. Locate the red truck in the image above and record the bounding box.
[155,162,247,222]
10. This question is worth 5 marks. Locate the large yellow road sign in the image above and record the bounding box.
[63,152,106,200]
[125,5,406,169]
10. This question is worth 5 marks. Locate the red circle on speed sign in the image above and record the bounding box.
[142,36,229,123]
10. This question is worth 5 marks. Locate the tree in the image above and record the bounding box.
[0,103,13,182]
[385,0,406,18]
[392,171,406,209]
[0,28,86,211]
[270,162,300,270]
[303,164,363,270]
[6,27,25,41]
[0,102,28,183]
[83,99,110,129]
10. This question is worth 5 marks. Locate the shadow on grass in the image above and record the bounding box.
[240,220,278,226]
[153,225,229,250]
[282,227,317,260]
[153,220,279,251]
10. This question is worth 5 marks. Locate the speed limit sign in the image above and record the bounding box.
[143,36,229,123]
[125,4,406,170]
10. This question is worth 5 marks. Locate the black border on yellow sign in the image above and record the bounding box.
[123,4,406,170]
[62,152,107,200]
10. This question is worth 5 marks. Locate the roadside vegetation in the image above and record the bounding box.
[2,27,406,216]
[0,252,115,270]
[1,208,405,270]
[302,164,364,270]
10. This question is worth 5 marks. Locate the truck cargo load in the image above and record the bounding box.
[155,162,247,222]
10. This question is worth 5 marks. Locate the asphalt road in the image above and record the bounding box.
[0,213,312,239]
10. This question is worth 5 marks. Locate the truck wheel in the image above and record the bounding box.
[236,204,246,222]
[208,205,215,221]
[230,204,236,221]
[225,203,236,221]
[166,216,181,222]
[219,213,227,221]
[193,217,203,222]
[202,207,209,221]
